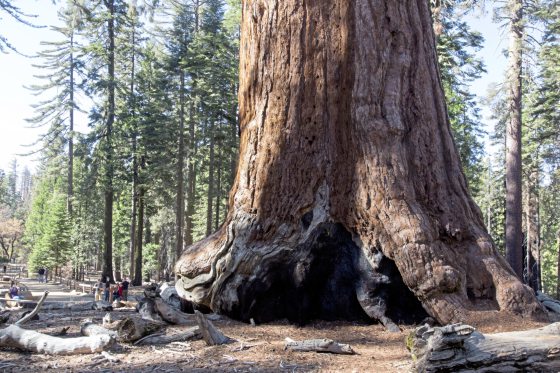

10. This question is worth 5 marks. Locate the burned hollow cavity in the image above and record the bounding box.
[210,222,428,328]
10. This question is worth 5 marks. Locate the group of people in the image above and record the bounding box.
[94,277,129,303]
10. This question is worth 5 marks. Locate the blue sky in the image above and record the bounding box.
[0,1,509,173]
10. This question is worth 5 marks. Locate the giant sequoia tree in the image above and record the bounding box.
[175,0,544,328]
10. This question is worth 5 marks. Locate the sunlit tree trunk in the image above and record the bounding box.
[505,0,524,279]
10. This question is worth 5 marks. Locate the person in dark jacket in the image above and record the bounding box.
[121,277,130,301]
[104,277,111,302]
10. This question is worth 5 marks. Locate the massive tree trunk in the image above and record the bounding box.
[175,0,544,326]
[505,0,524,279]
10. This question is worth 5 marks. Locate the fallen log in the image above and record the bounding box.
[81,319,118,339]
[154,298,194,325]
[133,327,201,346]
[194,310,231,345]
[409,322,560,372]
[537,292,560,314]
[82,316,163,344]
[0,324,115,354]
[284,338,355,355]
[16,291,48,325]
[113,300,137,309]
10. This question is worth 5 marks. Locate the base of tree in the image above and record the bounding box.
[177,221,428,328]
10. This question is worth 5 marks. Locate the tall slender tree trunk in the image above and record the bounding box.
[175,0,543,326]
[486,158,493,231]
[129,20,138,279]
[184,0,202,248]
[176,71,186,260]
[215,141,222,231]
[505,0,524,279]
[133,156,146,286]
[525,167,540,292]
[185,102,196,247]
[68,32,74,218]
[206,121,215,236]
[115,255,122,281]
[102,0,116,283]
[536,191,542,292]
[230,84,239,189]
[556,229,560,299]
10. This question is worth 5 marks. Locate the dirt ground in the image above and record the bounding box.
[0,279,551,373]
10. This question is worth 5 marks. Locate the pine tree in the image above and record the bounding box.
[433,1,486,197]
[26,1,86,218]
[28,192,71,276]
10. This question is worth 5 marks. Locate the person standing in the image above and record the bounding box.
[94,278,103,301]
[121,277,129,301]
[38,267,45,283]
[104,277,111,302]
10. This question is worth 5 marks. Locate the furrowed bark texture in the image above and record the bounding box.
[176,0,543,325]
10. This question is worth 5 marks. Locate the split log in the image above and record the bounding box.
[194,310,231,345]
[133,327,201,346]
[82,317,163,343]
[284,338,355,355]
[159,283,182,310]
[0,324,115,354]
[136,298,163,322]
[154,298,193,325]
[409,322,560,372]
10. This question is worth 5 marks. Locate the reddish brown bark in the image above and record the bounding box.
[176,0,544,326]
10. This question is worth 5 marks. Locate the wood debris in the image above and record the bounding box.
[284,337,355,355]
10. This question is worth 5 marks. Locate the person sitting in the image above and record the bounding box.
[9,281,22,300]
